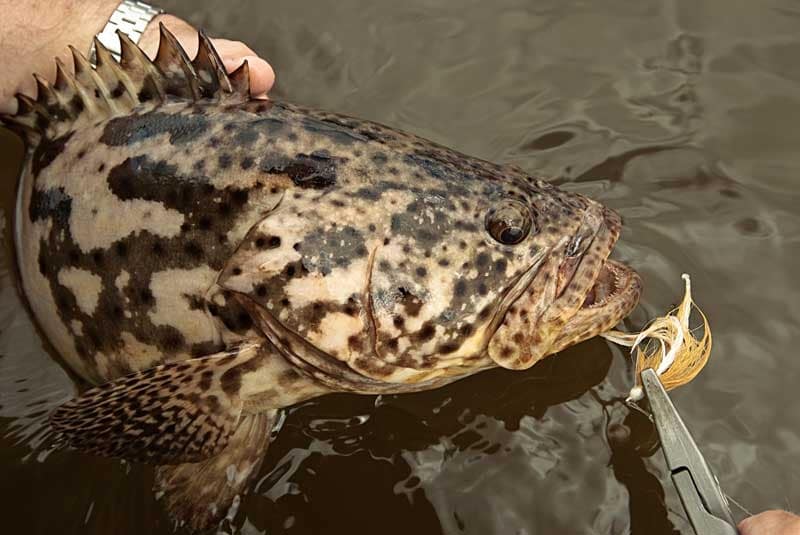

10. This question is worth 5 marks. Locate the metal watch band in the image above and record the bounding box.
[89,1,164,65]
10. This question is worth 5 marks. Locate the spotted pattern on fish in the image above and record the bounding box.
[10,53,640,383]
[2,26,643,530]
[20,104,302,381]
[215,102,604,384]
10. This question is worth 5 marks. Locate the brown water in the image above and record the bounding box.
[2,0,799,533]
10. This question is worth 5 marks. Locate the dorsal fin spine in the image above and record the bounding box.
[228,60,251,102]
[194,29,233,98]
[118,30,166,104]
[34,75,56,107]
[69,46,109,117]
[14,93,53,136]
[53,58,84,117]
[1,28,249,146]
[154,23,201,100]
[93,38,135,113]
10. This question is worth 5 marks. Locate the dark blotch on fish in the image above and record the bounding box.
[30,186,72,225]
[31,132,74,177]
[297,113,370,146]
[100,111,209,146]
[390,199,450,249]
[107,157,184,202]
[259,151,344,190]
[299,226,367,275]
[234,117,286,145]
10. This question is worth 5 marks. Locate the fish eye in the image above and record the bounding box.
[485,200,534,245]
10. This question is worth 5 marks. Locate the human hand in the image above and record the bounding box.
[739,510,800,535]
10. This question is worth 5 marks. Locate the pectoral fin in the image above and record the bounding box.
[49,343,264,464]
[155,411,276,531]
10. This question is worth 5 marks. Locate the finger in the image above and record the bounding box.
[212,40,276,95]
[739,510,800,535]
[0,99,17,115]
[208,39,257,59]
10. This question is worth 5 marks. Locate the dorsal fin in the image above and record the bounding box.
[15,93,48,129]
[53,57,83,115]
[118,30,166,105]
[93,37,138,113]
[193,30,233,98]
[153,23,201,100]
[3,94,43,144]
[0,24,250,146]
[33,74,61,116]
[229,59,251,99]
[69,45,112,121]
[33,73,76,126]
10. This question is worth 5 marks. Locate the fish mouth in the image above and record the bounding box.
[549,207,643,353]
[488,204,642,369]
[551,258,642,352]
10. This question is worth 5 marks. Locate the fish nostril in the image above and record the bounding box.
[566,236,583,257]
[567,214,600,258]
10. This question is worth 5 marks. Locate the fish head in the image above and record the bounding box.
[482,183,643,369]
[219,108,641,385]
[356,160,642,375]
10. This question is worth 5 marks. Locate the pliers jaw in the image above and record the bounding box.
[640,369,739,535]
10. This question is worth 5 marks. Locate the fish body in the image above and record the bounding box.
[2,27,641,530]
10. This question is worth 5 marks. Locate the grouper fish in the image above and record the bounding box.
[1,26,642,530]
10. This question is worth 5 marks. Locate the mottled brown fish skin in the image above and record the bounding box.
[5,28,642,530]
[19,99,284,383]
[9,27,641,400]
[23,99,634,388]
[17,94,611,389]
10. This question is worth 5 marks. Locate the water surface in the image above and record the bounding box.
[2,0,799,533]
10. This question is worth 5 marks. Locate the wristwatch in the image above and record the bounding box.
[89,0,164,65]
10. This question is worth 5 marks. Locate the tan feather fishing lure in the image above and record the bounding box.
[602,274,712,401]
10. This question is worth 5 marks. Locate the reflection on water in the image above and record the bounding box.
[2,0,799,533]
